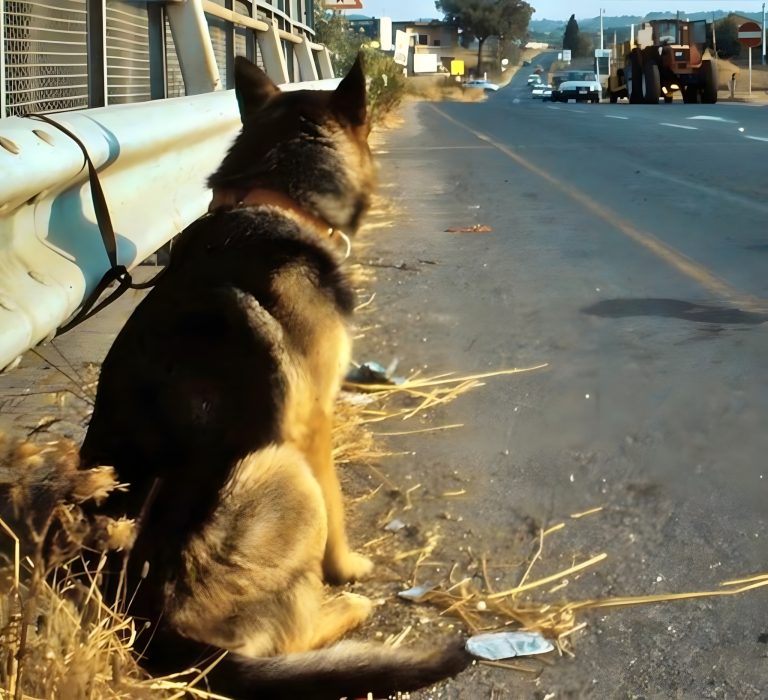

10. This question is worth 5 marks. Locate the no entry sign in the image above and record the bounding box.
[738,21,762,48]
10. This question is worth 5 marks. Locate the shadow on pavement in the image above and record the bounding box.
[581,298,768,325]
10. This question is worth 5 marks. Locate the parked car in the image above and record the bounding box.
[464,79,500,92]
[550,71,602,103]
[531,83,553,100]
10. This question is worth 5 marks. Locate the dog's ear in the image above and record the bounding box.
[332,53,367,126]
[234,56,280,123]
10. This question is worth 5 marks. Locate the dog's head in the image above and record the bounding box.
[209,55,375,235]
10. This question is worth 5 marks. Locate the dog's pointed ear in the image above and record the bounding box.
[332,53,367,126]
[234,56,280,123]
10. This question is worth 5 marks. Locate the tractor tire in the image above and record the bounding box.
[628,54,644,103]
[643,61,661,103]
[701,60,717,104]
[682,85,699,104]
[609,92,618,103]
[663,94,673,104]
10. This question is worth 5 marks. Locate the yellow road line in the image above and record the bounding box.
[430,105,767,313]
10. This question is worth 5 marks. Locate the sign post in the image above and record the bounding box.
[594,48,612,87]
[738,21,763,94]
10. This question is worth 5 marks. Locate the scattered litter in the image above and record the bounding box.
[398,583,436,601]
[346,359,405,385]
[441,489,466,497]
[444,224,493,233]
[384,518,407,532]
[466,631,554,660]
[570,506,604,519]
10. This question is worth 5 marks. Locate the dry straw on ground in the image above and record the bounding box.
[3,363,768,696]
[331,373,768,665]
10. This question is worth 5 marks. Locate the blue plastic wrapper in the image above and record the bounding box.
[397,583,435,601]
[465,631,554,660]
[345,360,405,385]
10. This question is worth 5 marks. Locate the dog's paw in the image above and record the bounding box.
[339,591,374,619]
[324,551,374,584]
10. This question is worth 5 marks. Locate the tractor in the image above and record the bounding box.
[606,19,718,104]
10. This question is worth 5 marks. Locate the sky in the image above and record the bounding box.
[349,1,767,22]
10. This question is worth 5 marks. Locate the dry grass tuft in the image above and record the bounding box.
[0,435,227,699]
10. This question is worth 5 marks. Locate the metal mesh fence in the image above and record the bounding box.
[3,0,89,116]
[2,0,298,116]
[106,0,150,105]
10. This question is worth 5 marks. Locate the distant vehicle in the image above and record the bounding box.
[551,71,602,103]
[527,73,543,86]
[531,83,553,100]
[464,79,500,92]
[604,19,717,103]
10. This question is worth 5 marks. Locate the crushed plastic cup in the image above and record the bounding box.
[465,631,554,660]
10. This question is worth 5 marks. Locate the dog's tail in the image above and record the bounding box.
[146,632,472,700]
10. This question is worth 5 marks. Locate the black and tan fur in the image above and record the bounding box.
[79,56,470,699]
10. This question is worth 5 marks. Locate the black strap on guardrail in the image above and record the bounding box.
[29,113,166,335]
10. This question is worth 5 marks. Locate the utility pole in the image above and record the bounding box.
[763,2,766,65]
[600,8,605,51]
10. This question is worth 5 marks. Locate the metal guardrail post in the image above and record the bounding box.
[316,45,335,79]
[166,0,222,94]
[257,19,290,84]
[296,36,319,81]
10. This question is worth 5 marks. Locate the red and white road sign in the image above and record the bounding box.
[737,21,763,48]
[323,0,363,9]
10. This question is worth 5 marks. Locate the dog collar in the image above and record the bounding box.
[208,187,351,259]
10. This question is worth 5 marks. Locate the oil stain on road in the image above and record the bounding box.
[581,298,768,325]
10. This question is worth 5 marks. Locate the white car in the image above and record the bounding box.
[551,71,602,103]
[527,73,543,86]
[464,79,500,92]
[531,83,553,100]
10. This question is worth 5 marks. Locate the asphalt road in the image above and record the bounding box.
[354,63,768,698]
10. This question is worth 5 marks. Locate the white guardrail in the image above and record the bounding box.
[0,0,338,371]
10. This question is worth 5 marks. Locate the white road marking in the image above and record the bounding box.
[659,122,698,130]
[745,135,768,143]
[687,116,738,123]
[605,115,629,119]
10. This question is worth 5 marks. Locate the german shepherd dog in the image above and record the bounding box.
[79,56,470,698]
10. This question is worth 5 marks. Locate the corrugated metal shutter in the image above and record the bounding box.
[164,15,185,98]
[106,0,151,105]
[207,0,228,87]
[3,0,88,116]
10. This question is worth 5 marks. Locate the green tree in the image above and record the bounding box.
[562,14,579,53]
[311,7,405,123]
[313,5,365,74]
[436,0,533,76]
[575,30,594,58]
[713,16,741,58]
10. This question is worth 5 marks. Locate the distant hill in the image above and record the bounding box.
[529,10,762,38]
